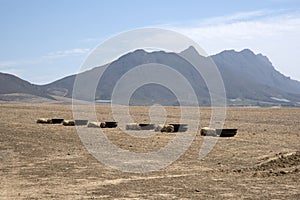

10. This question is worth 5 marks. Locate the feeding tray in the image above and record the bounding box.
[169,124,188,132]
[105,121,118,128]
[50,118,64,124]
[216,129,238,137]
[139,123,155,130]
[74,120,88,126]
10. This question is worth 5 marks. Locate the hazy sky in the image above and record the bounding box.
[0,0,300,84]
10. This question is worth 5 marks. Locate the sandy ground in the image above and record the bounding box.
[0,104,299,199]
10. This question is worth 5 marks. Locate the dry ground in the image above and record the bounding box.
[0,104,299,199]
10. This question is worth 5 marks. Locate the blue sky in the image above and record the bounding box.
[1,0,300,84]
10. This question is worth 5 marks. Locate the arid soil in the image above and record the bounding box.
[0,104,299,199]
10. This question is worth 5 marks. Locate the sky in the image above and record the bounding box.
[0,0,300,84]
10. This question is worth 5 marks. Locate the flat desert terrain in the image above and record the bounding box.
[0,104,299,199]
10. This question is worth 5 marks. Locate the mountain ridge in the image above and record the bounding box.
[1,48,300,106]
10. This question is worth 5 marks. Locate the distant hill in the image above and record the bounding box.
[1,47,300,106]
[0,72,54,101]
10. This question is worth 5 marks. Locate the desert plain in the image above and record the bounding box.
[0,103,299,199]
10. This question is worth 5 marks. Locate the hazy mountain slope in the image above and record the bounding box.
[42,74,76,97]
[212,49,300,95]
[0,72,53,100]
[211,49,300,103]
[96,49,209,105]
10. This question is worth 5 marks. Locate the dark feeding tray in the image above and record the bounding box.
[51,118,64,124]
[216,129,238,137]
[105,121,118,128]
[74,120,88,126]
[169,124,188,132]
[139,123,155,130]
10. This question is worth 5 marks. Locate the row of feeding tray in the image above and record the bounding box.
[36,118,118,128]
[36,118,188,132]
[36,118,237,136]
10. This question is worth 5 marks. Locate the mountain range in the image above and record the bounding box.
[1,47,300,106]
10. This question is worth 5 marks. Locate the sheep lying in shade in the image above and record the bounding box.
[155,124,174,132]
[62,120,75,126]
[200,127,217,136]
[36,118,52,124]
[125,123,141,130]
[87,122,106,128]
